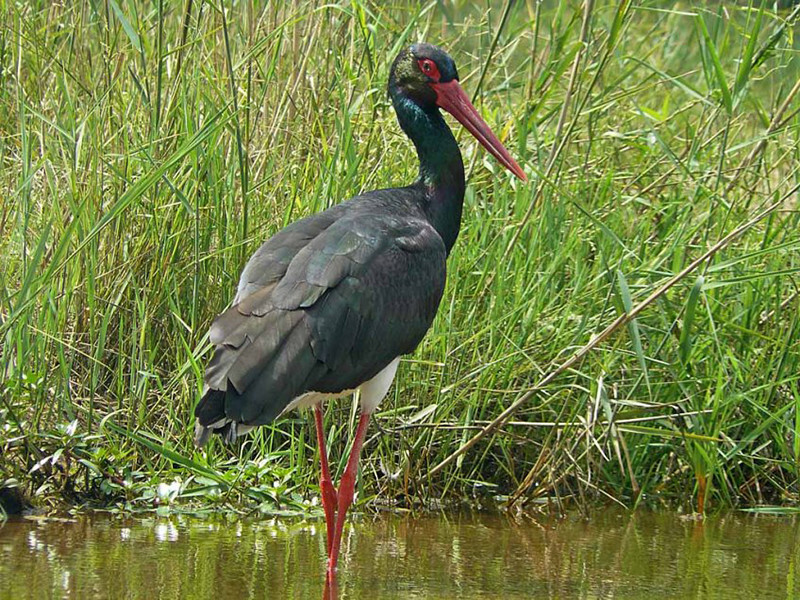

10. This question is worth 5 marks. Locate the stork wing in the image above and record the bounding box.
[233,203,349,302]
[196,208,447,429]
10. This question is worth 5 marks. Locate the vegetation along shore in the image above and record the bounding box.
[2,1,800,518]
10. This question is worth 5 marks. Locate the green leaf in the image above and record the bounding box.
[102,420,226,485]
[696,13,732,113]
[704,267,800,290]
[733,3,764,105]
[616,270,650,395]
[679,275,704,366]
[107,0,142,53]
[617,424,721,443]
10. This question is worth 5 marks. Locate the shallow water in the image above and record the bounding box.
[1,509,798,599]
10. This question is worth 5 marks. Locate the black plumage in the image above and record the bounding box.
[195,189,446,443]
[193,42,525,454]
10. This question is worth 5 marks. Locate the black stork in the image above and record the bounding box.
[194,43,526,577]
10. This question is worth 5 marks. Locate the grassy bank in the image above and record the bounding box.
[2,0,800,517]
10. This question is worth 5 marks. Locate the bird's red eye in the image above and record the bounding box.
[417,58,441,81]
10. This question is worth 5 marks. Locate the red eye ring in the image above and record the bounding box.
[417,58,441,81]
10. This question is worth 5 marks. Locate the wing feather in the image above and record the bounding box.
[195,200,447,436]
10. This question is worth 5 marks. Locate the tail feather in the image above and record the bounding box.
[195,286,322,445]
[193,388,260,447]
[194,389,227,447]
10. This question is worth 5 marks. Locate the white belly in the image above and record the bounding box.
[280,357,401,415]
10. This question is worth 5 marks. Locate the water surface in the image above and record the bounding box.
[1,509,797,599]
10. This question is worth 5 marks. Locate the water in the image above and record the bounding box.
[1,510,798,599]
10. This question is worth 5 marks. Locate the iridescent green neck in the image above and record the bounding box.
[390,92,465,253]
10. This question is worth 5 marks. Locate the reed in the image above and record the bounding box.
[2,0,799,516]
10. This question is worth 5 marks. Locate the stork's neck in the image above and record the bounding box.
[391,94,465,254]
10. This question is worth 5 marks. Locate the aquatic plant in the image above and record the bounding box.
[2,1,799,516]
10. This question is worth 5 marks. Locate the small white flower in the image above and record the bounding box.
[65,420,79,437]
[156,479,182,503]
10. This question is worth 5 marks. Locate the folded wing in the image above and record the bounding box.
[195,204,446,442]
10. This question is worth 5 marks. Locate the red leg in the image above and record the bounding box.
[314,404,338,556]
[327,412,370,577]
[323,570,338,600]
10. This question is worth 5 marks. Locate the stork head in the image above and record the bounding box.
[388,43,526,182]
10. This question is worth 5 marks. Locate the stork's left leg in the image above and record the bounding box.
[314,405,338,556]
[326,412,370,576]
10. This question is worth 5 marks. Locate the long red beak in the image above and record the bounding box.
[431,80,527,182]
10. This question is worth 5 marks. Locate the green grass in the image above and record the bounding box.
[2,0,800,517]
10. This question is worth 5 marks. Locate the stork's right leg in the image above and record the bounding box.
[314,405,338,556]
[327,412,370,576]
